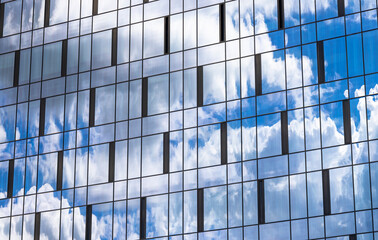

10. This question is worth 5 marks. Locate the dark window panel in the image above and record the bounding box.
[258,179,265,224]
[0,3,4,38]
[39,98,46,136]
[109,141,115,182]
[343,99,352,144]
[219,3,225,42]
[112,28,118,66]
[322,169,331,215]
[197,66,203,107]
[35,212,41,240]
[92,0,98,15]
[44,0,50,27]
[164,16,170,54]
[56,151,63,191]
[281,111,288,155]
[86,205,92,240]
[255,54,262,96]
[163,132,169,174]
[317,41,325,84]
[338,0,345,17]
[277,0,285,29]
[142,77,148,117]
[221,122,227,165]
[7,159,14,198]
[13,50,20,87]
[61,40,67,77]
[89,88,96,127]
[349,234,357,240]
[140,197,146,239]
[197,188,204,232]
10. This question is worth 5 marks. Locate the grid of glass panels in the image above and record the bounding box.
[0,0,377,239]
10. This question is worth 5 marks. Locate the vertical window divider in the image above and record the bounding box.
[255,54,262,96]
[163,132,169,174]
[61,40,68,77]
[13,50,20,87]
[317,41,325,84]
[219,3,225,42]
[109,141,115,182]
[258,179,265,224]
[338,0,345,17]
[277,0,285,30]
[197,66,203,107]
[7,159,14,199]
[281,111,289,155]
[112,28,118,66]
[142,77,148,117]
[34,212,41,240]
[197,188,204,232]
[89,88,96,127]
[322,169,331,215]
[164,16,170,54]
[39,98,46,136]
[92,0,98,16]
[140,197,147,239]
[343,99,352,144]
[44,0,50,27]
[56,151,63,191]
[221,122,227,165]
[0,3,4,38]
[86,205,92,240]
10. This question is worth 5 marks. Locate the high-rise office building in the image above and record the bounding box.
[0,0,378,239]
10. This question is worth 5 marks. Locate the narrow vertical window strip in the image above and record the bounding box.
[140,197,147,239]
[349,234,357,240]
[277,0,285,29]
[197,66,203,107]
[89,88,96,127]
[258,179,265,224]
[13,50,20,87]
[86,205,92,240]
[0,3,4,38]
[338,0,345,17]
[112,28,118,66]
[142,77,148,117]
[164,16,170,54]
[7,159,14,199]
[255,54,262,96]
[61,40,68,77]
[317,41,325,84]
[163,132,169,174]
[322,169,331,215]
[92,0,98,16]
[197,188,204,232]
[109,142,115,182]
[281,111,289,155]
[34,212,41,240]
[343,99,352,144]
[56,151,63,191]
[219,3,225,42]
[39,98,46,136]
[221,122,227,165]
[44,0,50,27]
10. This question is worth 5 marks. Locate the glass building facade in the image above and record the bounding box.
[0,0,378,239]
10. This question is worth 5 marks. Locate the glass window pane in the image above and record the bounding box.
[148,74,169,115]
[265,177,289,222]
[92,31,112,69]
[0,53,15,90]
